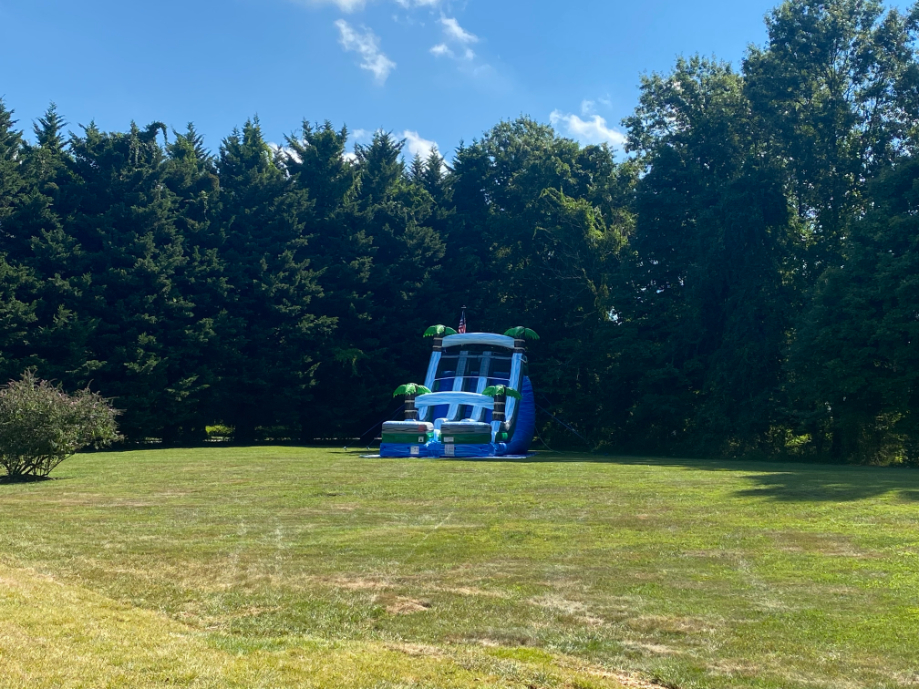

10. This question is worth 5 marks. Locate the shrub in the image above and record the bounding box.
[0,371,121,480]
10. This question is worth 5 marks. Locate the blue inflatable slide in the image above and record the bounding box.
[380,325,537,458]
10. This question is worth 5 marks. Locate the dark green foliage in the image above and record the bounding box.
[0,0,918,462]
[0,370,120,479]
[614,57,798,455]
[789,157,919,462]
[744,0,919,269]
[214,119,332,443]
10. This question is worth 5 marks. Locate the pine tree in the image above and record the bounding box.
[282,121,372,439]
[215,118,332,442]
[0,99,39,381]
[158,124,226,442]
[59,121,196,439]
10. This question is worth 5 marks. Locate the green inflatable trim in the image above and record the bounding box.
[383,433,434,444]
[441,433,492,444]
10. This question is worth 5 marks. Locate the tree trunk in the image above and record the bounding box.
[404,395,418,420]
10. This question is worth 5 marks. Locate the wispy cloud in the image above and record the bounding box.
[291,0,438,11]
[292,0,368,13]
[549,110,627,149]
[335,20,396,84]
[439,16,478,44]
[402,130,438,159]
[429,43,474,60]
[430,16,479,62]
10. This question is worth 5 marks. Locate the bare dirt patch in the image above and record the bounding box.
[379,595,432,614]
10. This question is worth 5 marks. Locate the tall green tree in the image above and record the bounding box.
[342,131,446,436]
[447,118,633,446]
[0,100,40,381]
[58,121,199,439]
[159,124,226,441]
[214,119,332,442]
[744,0,919,270]
[614,57,797,454]
[789,157,919,462]
[282,122,374,439]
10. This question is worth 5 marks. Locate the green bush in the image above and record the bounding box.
[0,371,121,480]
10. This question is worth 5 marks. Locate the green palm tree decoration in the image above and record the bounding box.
[482,385,522,400]
[503,326,540,340]
[393,383,432,398]
[393,383,432,421]
[423,325,458,337]
[482,385,521,425]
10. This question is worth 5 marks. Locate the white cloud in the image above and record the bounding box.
[549,110,627,149]
[439,16,478,44]
[351,128,372,142]
[430,16,479,62]
[292,0,367,12]
[268,142,301,163]
[335,20,396,84]
[580,99,596,117]
[402,130,438,159]
[291,0,438,10]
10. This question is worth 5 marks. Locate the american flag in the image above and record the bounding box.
[458,307,467,334]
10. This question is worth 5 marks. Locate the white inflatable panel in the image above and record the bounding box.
[415,391,495,409]
[441,333,516,350]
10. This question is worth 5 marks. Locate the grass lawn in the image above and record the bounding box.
[1,447,918,688]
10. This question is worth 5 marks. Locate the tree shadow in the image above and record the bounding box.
[0,474,54,485]
[348,449,919,503]
[731,468,919,503]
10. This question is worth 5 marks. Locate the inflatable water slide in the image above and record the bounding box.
[380,323,538,458]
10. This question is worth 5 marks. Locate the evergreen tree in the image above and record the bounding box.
[159,124,226,441]
[57,121,198,439]
[342,131,446,437]
[282,122,373,439]
[0,99,39,381]
[215,118,332,442]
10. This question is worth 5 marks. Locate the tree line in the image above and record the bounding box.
[1,0,918,463]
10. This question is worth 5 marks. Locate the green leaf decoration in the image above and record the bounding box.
[423,325,458,337]
[503,326,540,340]
[393,383,432,398]
[482,385,522,400]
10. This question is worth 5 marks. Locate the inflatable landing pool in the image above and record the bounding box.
[380,327,538,458]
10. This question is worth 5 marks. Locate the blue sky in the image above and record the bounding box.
[0,0,912,160]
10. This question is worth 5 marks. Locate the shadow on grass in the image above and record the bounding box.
[0,474,54,485]
[346,448,919,503]
[731,469,919,503]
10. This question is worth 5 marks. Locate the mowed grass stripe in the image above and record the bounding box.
[0,561,635,689]
[1,447,918,688]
